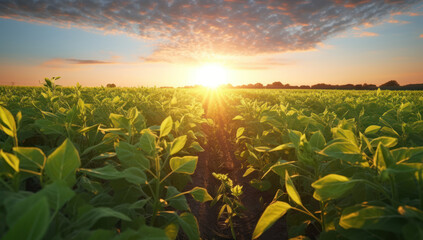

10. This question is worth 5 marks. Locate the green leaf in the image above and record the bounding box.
[0,105,16,137]
[374,143,395,171]
[3,197,50,240]
[45,139,80,185]
[310,131,326,150]
[189,141,204,152]
[333,128,357,145]
[370,137,398,148]
[189,187,213,202]
[365,125,399,137]
[288,130,302,148]
[253,201,291,239]
[13,147,46,171]
[170,156,197,174]
[139,130,156,155]
[71,207,131,230]
[79,164,122,180]
[109,113,130,132]
[138,225,169,240]
[311,174,358,201]
[7,181,74,226]
[285,171,302,206]
[177,212,200,240]
[164,223,179,240]
[166,186,189,210]
[402,222,423,240]
[160,116,173,137]
[250,179,271,191]
[115,141,150,170]
[236,127,245,138]
[0,150,19,172]
[170,135,187,155]
[319,140,362,163]
[123,167,147,185]
[340,205,399,231]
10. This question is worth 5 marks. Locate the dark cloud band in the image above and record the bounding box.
[0,0,418,62]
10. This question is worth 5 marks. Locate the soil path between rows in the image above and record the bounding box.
[185,91,287,240]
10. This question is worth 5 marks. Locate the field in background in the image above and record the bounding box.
[1,83,423,240]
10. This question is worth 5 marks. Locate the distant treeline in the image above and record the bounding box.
[174,80,423,90]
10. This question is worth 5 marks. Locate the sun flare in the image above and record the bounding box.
[194,63,228,88]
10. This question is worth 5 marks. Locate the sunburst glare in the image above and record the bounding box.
[194,63,228,88]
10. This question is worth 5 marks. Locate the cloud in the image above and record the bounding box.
[0,0,419,62]
[42,58,117,68]
[357,31,380,37]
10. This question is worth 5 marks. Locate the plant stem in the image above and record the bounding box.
[292,207,321,224]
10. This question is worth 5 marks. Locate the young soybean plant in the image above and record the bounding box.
[109,115,212,239]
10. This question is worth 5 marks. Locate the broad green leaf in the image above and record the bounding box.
[170,156,197,174]
[3,197,50,240]
[34,119,65,135]
[166,186,189,210]
[333,128,357,145]
[285,171,302,206]
[13,147,46,171]
[365,125,399,137]
[71,207,131,230]
[253,201,292,239]
[189,187,213,202]
[310,131,326,150]
[123,167,147,185]
[340,205,399,231]
[365,125,381,135]
[177,212,200,240]
[170,135,187,155]
[311,174,357,201]
[109,113,130,132]
[115,141,150,170]
[288,130,302,148]
[7,181,74,225]
[0,105,16,137]
[319,140,362,163]
[139,130,156,154]
[374,143,395,171]
[0,150,19,172]
[45,139,80,185]
[160,116,173,137]
[370,137,398,148]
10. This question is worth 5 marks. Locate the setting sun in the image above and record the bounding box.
[194,64,228,88]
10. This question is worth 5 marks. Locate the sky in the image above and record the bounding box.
[0,0,422,87]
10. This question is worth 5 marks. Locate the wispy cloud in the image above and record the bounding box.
[42,58,117,68]
[357,31,380,37]
[0,0,419,62]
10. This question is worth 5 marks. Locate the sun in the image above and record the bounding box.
[194,63,228,88]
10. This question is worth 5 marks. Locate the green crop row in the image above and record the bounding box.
[232,90,423,239]
[1,82,422,239]
[0,80,212,240]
